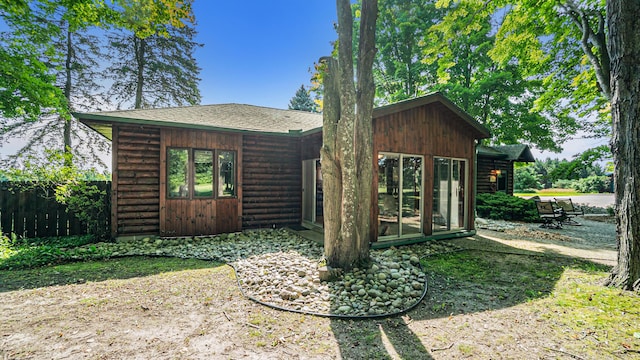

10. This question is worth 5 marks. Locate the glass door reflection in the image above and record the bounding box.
[377,154,399,237]
[378,153,423,239]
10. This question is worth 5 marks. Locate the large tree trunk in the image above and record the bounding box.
[63,26,73,165]
[605,0,640,291]
[134,36,146,109]
[321,0,378,271]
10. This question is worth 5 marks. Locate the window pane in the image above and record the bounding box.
[168,148,189,198]
[218,151,235,197]
[377,153,399,237]
[432,158,450,232]
[497,171,508,192]
[194,150,213,197]
[402,156,422,235]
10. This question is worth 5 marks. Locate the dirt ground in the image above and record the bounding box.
[0,218,630,359]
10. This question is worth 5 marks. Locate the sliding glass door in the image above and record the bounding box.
[432,158,467,233]
[378,153,423,239]
[302,159,323,226]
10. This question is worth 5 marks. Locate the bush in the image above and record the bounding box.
[574,175,610,193]
[56,181,110,240]
[553,179,577,189]
[476,192,539,222]
[0,235,111,270]
[514,166,542,191]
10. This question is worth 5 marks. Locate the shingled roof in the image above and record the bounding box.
[76,103,323,140]
[76,92,491,141]
[478,144,536,162]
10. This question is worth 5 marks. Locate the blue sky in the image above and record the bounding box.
[193,1,337,109]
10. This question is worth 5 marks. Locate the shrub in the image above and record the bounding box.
[514,166,542,191]
[606,206,615,216]
[0,235,111,270]
[476,192,539,222]
[574,175,610,193]
[553,179,577,189]
[56,181,110,240]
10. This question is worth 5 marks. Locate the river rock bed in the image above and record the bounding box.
[92,229,461,317]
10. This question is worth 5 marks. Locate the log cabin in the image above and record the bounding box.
[476,144,536,195]
[77,92,490,247]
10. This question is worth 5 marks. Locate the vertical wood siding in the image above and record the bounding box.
[159,128,242,236]
[113,125,161,236]
[242,135,302,228]
[371,103,479,240]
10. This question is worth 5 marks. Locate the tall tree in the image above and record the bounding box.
[1,8,111,168]
[0,1,66,123]
[437,0,638,289]
[288,85,317,112]
[604,0,640,291]
[371,0,440,104]
[321,0,378,270]
[0,0,195,121]
[426,1,579,151]
[107,19,202,109]
[1,0,195,168]
[475,0,611,137]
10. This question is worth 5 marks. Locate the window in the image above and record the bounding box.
[167,148,189,198]
[497,170,508,193]
[194,150,214,197]
[218,151,235,197]
[167,148,236,199]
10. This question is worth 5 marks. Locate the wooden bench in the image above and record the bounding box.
[554,198,584,225]
[535,200,566,229]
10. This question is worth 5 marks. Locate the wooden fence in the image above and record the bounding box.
[0,181,111,238]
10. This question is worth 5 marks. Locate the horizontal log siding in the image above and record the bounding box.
[160,128,242,236]
[301,132,322,160]
[242,135,302,228]
[113,125,161,236]
[477,157,514,195]
[372,104,479,241]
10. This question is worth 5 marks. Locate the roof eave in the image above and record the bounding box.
[75,112,312,138]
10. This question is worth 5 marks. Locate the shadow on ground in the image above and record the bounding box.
[0,231,614,359]
[328,236,611,359]
[0,256,222,292]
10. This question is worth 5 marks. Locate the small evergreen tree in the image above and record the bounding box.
[288,85,317,112]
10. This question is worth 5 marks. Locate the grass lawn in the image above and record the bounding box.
[515,188,591,197]
[1,235,639,358]
[0,256,219,292]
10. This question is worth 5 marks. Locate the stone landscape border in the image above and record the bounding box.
[229,258,431,319]
[102,229,463,318]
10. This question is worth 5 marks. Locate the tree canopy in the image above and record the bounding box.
[1,0,194,121]
[0,0,198,168]
[107,18,202,109]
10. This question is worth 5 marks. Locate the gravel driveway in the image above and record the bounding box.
[533,193,614,208]
[472,217,617,266]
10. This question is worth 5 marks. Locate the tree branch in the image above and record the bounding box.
[562,1,611,100]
